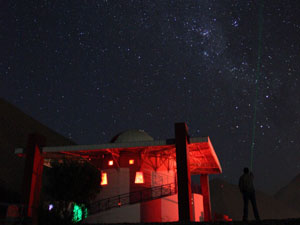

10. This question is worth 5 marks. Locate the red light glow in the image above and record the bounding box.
[101,172,108,185]
[108,160,113,166]
[129,159,134,165]
[134,171,144,184]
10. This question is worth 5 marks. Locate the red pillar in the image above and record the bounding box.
[200,174,212,221]
[22,133,46,224]
[175,123,193,221]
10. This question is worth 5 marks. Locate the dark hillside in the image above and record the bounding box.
[274,174,300,212]
[210,179,300,220]
[0,98,75,196]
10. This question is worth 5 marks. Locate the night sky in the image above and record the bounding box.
[1,0,300,194]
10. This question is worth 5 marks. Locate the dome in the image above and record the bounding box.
[110,129,154,143]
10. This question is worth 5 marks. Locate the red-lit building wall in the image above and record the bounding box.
[192,194,204,221]
[97,152,177,199]
[85,193,203,223]
[96,168,130,201]
[140,198,162,222]
[85,203,141,223]
[87,151,204,223]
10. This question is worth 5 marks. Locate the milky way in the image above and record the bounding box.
[1,0,300,193]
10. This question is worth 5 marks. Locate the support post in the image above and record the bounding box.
[175,123,193,221]
[22,133,46,224]
[200,174,212,222]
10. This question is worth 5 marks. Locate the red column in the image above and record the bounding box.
[175,123,193,221]
[22,133,46,224]
[200,174,212,221]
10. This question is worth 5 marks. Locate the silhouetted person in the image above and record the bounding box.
[239,167,260,221]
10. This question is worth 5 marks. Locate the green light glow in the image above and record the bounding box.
[84,207,88,218]
[72,203,88,223]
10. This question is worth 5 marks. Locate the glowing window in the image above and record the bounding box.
[101,172,108,185]
[129,159,134,165]
[108,160,113,166]
[134,171,144,184]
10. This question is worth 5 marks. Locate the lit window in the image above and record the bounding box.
[134,171,144,184]
[108,160,113,166]
[129,159,134,165]
[101,172,108,185]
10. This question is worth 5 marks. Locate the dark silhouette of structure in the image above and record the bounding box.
[239,167,260,221]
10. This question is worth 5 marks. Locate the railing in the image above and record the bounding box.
[89,183,176,215]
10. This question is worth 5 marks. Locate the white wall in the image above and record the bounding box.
[161,194,179,222]
[87,161,204,223]
[192,193,204,222]
[87,193,203,223]
[160,193,203,222]
[84,203,140,224]
[96,168,130,201]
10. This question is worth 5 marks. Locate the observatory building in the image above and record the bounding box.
[15,123,222,223]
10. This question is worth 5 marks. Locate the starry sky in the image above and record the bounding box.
[1,0,300,194]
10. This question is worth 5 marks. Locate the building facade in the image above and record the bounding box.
[15,123,222,223]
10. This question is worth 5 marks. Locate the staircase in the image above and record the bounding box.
[89,183,177,215]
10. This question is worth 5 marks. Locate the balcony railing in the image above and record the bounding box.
[89,183,176,215]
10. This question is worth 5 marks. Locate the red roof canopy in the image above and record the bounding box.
[15,136,222,175]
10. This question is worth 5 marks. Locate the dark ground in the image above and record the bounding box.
[83,218,300,225]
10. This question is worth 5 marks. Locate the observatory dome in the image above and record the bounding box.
[111,129,154,143]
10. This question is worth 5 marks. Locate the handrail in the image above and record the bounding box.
[89,183,176,215]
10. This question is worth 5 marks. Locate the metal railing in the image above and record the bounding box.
[89,183,176,215]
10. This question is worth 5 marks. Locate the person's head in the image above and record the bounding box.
[244,167,249,174]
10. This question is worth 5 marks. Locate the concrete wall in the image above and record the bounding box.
[96,168,130,200]
[161,194,179,222]
[140,198,162,222]
[84,203,140,224]
[192,193,204,222]
[88,156,203,223]
[97,156,177,201]
[87,193,203,223]
[160,193,203,222]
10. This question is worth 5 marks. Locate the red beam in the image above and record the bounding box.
[22,133,46,225]
[200,174,212,221]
